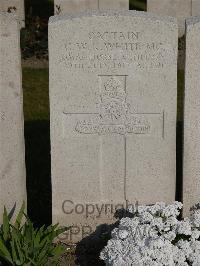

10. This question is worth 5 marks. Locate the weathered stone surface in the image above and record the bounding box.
[0,13,26,222]
[183,17,200,217]
[147,0,191,37]
[55,0,98,15]
[192,0,200,16]
[49,11,178,242]
[0,0,25,28]
[54,0,129,15]
[99,0,129,11]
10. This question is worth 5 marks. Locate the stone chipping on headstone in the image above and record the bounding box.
[0,13,26,222]
[183,17,200,217]
[54,0,129,15]
[49,11,178,242]
[0,0,25,28]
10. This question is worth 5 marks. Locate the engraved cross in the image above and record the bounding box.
[63,75,164,201]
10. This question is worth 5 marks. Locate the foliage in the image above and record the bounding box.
[21,14,48,60]
[130,0,146,11]
[21,0,146,60]
[0,203,68,266]
[101,202,200,265]
[25,0,53,19]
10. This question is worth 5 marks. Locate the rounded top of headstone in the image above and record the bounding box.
[49,10,177,27]
[186,16,200,29]
[0,11,17,21]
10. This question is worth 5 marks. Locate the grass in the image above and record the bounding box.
[23,68,49,121]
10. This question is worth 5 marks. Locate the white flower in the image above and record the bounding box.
[191,210,200,227]
[176,240,192,258]
[100,202,200,266]
[141,211,154,223]
[137,205,148,214]
[177,219,192,236]
[165,216,178,227]
[161,204,181,218]
[173,245,186,263]
[148,204,163,215]
[174,201,183,210]
[117,228,129,240]
[164,231,176,241]
[191,229,200,240]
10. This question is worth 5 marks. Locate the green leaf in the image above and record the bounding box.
[11,237,18,262]
[14,202,26,229]
[0,203,69,265]
[0,238,13,264]
[2,207,10,242]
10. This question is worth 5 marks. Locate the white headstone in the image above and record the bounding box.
[54,0,129,15]
[192,0,200,16]
[49,11,178,242]
[99,0,129,11]
[0,0,25,28]
[147,0,191,37]
[183,17,200,216]
[0,13,26,221]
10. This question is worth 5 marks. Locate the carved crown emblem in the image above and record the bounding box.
[100,77,129,122]
[102,77,126,102]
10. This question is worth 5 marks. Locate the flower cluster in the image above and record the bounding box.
[100,202,200,266]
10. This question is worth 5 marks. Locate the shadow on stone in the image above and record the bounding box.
[75,208,134,265]
[176,121,183,202]
[75,222,117,266]
[25,120,51,227]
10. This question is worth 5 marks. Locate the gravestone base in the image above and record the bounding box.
[53,200,129,243]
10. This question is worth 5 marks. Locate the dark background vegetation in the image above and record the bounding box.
[21,0,146,59]
[24,0,146,18]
